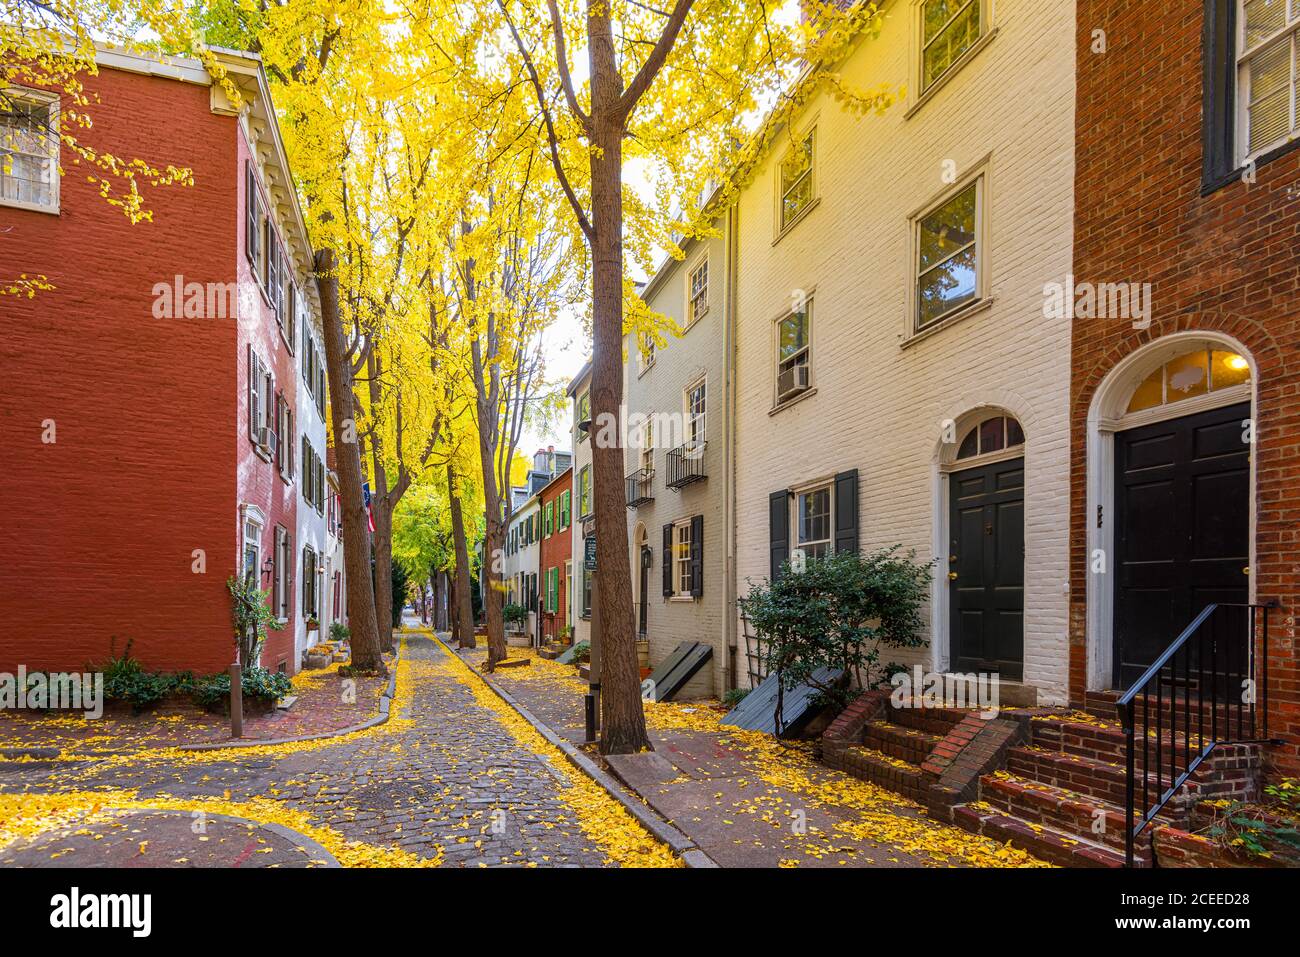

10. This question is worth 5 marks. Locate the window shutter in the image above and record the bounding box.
[1201,0,1238,192]
[662,523,673,597]
[834,468,859,555]
[248,345,259,439]
[245,163,257,264]
[690,514,704,598]
[288,409,295,479]
[769,489,790,580]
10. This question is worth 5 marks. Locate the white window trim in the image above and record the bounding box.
[1,87,60,215]
[772,295,814,409]
[686,252,710,327]
[774,123,818,238]
[906,161,991,338]
[240,504,266,586]
[909,0,994,112]
[791,480,834,564]
[1234,2,1300,165]
[671,519,694,599]
[684,375,707,448]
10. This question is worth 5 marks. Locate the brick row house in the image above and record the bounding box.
[564,0,1298,862]
[502,448,572,644]
[2,46,341,676]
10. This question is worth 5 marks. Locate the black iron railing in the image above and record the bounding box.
[626,468,654,507]
[1116,601,1277,866]
[665,442,706,489]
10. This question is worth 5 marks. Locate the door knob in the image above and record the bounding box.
[948,571,959,581]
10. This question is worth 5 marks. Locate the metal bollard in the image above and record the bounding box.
[584,692,596,744]
[229,662,243,739]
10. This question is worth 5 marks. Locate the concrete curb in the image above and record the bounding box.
[110,808,342,867]
[179,644,402,753]
[439,634,718,869]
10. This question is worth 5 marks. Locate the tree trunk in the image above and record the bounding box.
[371,488,396,653]
[586,5,651,754]
[448,464,477,649]
[314,247,385,675]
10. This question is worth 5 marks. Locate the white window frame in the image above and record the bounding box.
[640,417,655,472]
[1235,1,1300,164]
[909,168,988,335]
[687,254,709,326]
[776,126,817,233]
[0,87,59,214]
[792,481,833,565]
[917,0,988,96]
[240,506,266,587]
[672,519,694,598]
[773,299,813,406]
[638,333,656,372]
[684,377,707,448]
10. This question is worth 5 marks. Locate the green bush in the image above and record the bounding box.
[502,603,528,625]
[91,641,195,711]
[193,667,293,710]
[722,688,750,708]
[329,622,351,643]
[571,641,590,661]
[738,547,932,719]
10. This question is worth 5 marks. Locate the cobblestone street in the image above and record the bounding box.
[0,632,673,868]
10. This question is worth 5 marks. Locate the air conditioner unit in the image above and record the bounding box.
[777,363,810,402]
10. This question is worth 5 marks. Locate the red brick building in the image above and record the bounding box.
[2,47,323,676]
[1071,1,1300,772]
[537,467,573,644]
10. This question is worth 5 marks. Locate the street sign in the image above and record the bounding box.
[584,535,597,570]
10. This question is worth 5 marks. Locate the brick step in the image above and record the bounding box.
[1032,716,1215,764]
[1005,746,1190,823]
[982,771,1135,856]
[1083,691,1257,732]
[885,704,969,736]
[952,802,1144,868]
[838,745,931,803]
[861,719,941,764]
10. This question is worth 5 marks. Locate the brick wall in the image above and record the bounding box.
[539,469,573,640]
[1071,1,1300,773]
[1,65,240,676]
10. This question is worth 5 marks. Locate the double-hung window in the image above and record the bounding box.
[0,90,59,212]
[577,391,591,440]
[302,546,319,618]
[795,485,832,563]
[685,379,706,448]
[778,129,815,230]
[776,304,812,403]
[688,258,709,325]
[640,418,655,472]
[1237,0,1300,162]
[915,178,982,329]
[242,514,263,587]
[672,521,694,596]
[921,0,984,93]
[579,466,592,518]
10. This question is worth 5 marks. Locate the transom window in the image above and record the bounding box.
[1237,0,1300,160]
[1126,349,1252,414]
[957,415,1025,460]
[922,0,983,92]
[673,521,694,596]
[796,486,832,562]
[0,91,58,212]
[776,303,812,403]
[689,258,709,324]
[916,179,980,329]
[686,379,706,447]
[779,129,815,229]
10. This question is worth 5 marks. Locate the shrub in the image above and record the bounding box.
[502,603,528,626]
[571,641,590,661]
[227,575,280,666]
[329,622,351,643]
[737,547,932,724]
[722,688,750,708]
[193,667,293,710]
[91,641,193,711]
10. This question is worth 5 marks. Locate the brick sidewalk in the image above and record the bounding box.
[461,646,1051,868]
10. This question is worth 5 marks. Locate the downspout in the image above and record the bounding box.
[723,200,740,692]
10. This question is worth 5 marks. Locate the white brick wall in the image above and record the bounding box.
[732,1,1075,702]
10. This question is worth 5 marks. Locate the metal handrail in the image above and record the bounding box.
[1115,601,1276,866]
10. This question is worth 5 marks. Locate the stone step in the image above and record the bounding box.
[861,719,941,764]
[838,745,931,803]
[952,802,1142,868]
[1005,746,1190,823]
[982,771,1134,856]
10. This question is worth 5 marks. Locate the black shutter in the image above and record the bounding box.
[769,489,789,580]
[1201,0,1238,194]
[248,345,258,439]
[834,468,859,555]
[689,514,703,598]
[662,523,673,597]
[245,162,257,264]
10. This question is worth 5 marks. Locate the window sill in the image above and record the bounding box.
[772,197,821,246]
[1203,136,1300,196]
[669,594,696,603]
[0,197,58,216]
[769,387,818,416]
[637,359,655,379]
[905,28,999,121]
[251,441,274,463]
[899,297,994,350]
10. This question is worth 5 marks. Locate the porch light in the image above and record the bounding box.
[1225,354,1248,371]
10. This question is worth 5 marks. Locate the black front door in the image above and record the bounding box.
[949,457,1025,679]
[638,546,651,637]
[1113,402,1250,688]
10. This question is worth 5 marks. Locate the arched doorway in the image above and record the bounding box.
[633,523,650,638]
[1086,335,1255,689]
[946,413,1026,679]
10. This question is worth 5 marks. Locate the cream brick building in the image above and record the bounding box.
[729,0,1076,703]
